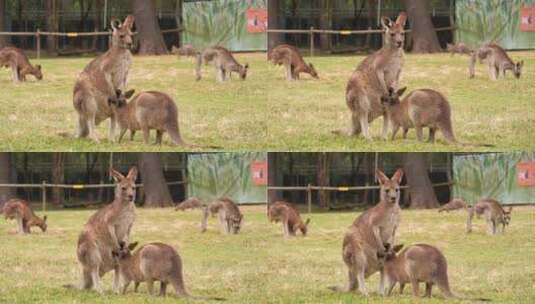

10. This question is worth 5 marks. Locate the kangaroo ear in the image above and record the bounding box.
[518,61,524,68]
[393,244,404,253]
[309,63,314,69]
[381,17,393,29]
[244,63,249,69]
[395,12,407,27]
[110,18,121,31]
[375,170,389,185]
[126,166,138,181]
[505,206,513,213]
[128,242,138,251]
[43,215,47,222]
[397,87,407,96]
[110,168,125,183]
[123,15,135,29]
[115,89,122,98]
[36,65,41,71]
[391,168,404,184]
[124,89,135,99]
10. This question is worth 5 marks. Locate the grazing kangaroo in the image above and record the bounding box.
[175,197,203,211]
[195,46,248,82]
[0,47,42,82]
[73,167,137,294]
[329,169,403,296]
[334,13,407,140]
[171,44,198,58]
[438,198,467,213]
[466,198,512,235]
[268,44,318,80]
[268,201,311,237]
[446,43,472,56]
[111,242,223,300]
[381,87,457,144]
[469,43,523,80]
[71,15,134,143]
[201,198,243,234]
[2,199,47,234]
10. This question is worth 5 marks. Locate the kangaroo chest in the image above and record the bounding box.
[110,51,132,90]
[383,53,403,88]
[113,203,136,241]
[379,206,400,241]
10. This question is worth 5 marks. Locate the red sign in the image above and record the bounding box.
[247,8,267,33]
[520,7,535,31]
[517,162,535,186]
[251,160,267,186]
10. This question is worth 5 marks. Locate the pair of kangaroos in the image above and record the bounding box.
[328,169,489,301]
[64,167,223,300]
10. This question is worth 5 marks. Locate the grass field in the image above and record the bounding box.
[0,53,267,151]
[1,205,534,303]
[266,51,535,151]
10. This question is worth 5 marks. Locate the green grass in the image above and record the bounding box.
[1,205,534,303]
[266,51,535,151]
[0,54,267,151]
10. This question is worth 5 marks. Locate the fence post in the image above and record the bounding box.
[309,27,315,57]
[36,29,41,59]
[307,184,312,214]
[41,181,46,212]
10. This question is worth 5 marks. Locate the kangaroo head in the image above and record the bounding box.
[376,168,403,205]
[514,61,524,79]
[377,243,404,263]
[307,62,319,79]
[504,207,512,225]
[111,15,135,49]
[39,215,48,232]
[230,214,243,234]
[239,64,249,80]
[381,87,407,106]
[109,89,135,109]
[33,65,43,80]
[112,241,138,261]
[111,167,138,204]
[381,12,407,49]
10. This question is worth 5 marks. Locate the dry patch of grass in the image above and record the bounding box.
[0,205,534,303]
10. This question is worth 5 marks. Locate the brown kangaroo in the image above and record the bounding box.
[438,198,467,213]
[196,46,248,82]
[469,43,523,80]
[268,201,310,237]
[381,87,457,144]
[329,169,403,296]
[268,44,318,80]
[2,198,47,234]
[71,16,134,143]
[201,198,243,234]
[73,167,137,294]
[0,47,42,82]
[446,43,472,56]
[335,13,407,140]
[466,198,512,235]
[175,197,203,211]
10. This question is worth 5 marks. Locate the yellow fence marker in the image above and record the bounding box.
[340,30,352,35]
[72,185,84,189]
[67,33,78,37]
[338,187,349,191]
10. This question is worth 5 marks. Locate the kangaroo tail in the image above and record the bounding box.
[195,53,203,81]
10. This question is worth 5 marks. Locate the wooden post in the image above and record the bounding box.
[447,153,453,196]
[36,29,41,59]
[41,181,46,212]
[309,27,314,57]
[307,183,312,214]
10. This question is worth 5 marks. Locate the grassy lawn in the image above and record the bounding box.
[0,53,267,151]
[1,205,534,303]
[266,51,535,151]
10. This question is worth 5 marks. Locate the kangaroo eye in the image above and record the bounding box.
[120,35,125,39]
[122,187,127,191]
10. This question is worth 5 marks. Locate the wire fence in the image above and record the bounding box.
[0,180,187,212]
[268,181,454,214]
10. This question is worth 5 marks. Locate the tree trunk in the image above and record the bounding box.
[93,0,103,50]
[138,153,173,207]
[267,152,283,204]
[45,0,58,53]
[319,0,332,52]
[317,153,330,209]
[403,153,439,209]
[51,153,64,206]
[175,0,182,47]
[0,0,9,47]
[268,0,282,52]
[0,153,15,207]
[133,0,168,55]
[403,0,442,53]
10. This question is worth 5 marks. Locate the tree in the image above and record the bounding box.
[0,153,16,206]
[267,0,282,52]
[403,153,439,209]
[132,0,168,55]
[45,0,58,53]
[0,0,8,48]
[317,153,330,208]
[267,152,283,204]
[319,0,332,52]
[51,153,64,206]
[403,0,442,53]
[138,153,173,207]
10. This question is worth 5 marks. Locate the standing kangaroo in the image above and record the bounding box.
[381,87,457,144]
[268,201,311,237]
[0,47,42,82]
[195,46,248,82]
[200,198,243,234]
[268,44,318,80]
[466,198,512,235]
[469,43,523,80]
[329,169,403,296]
[2,198,47,234]
[72,15,134,143]
[335,13,407,140]
[72,167,137,294]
